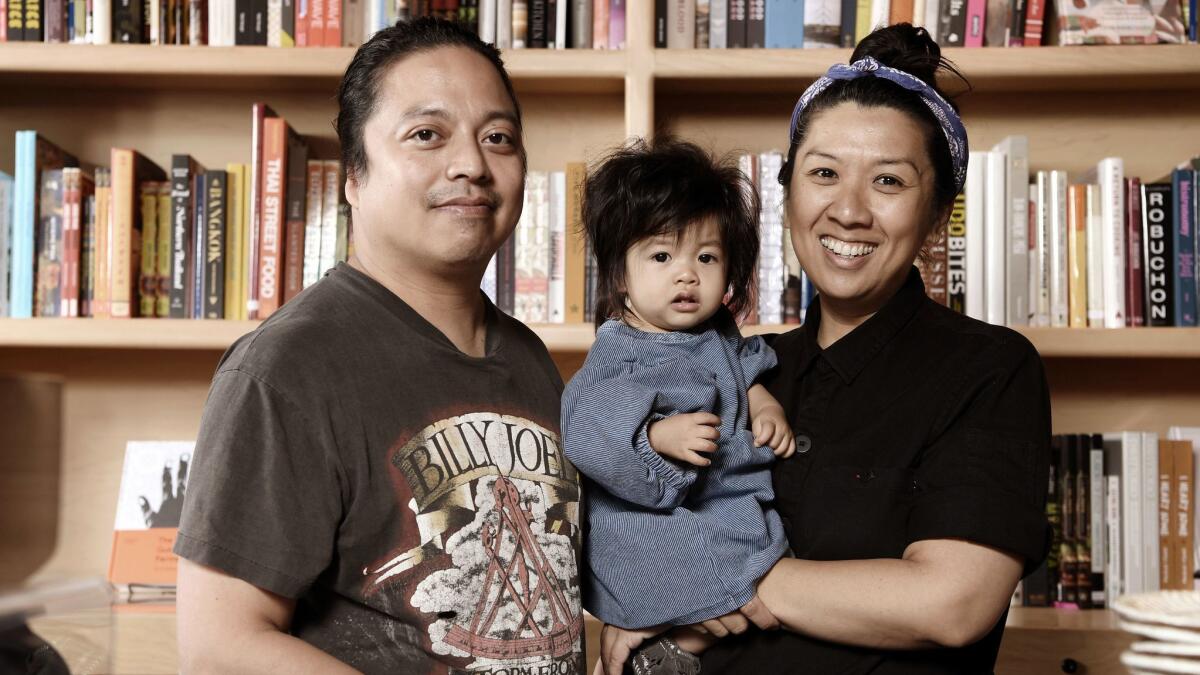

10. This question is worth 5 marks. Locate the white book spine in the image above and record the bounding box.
[1090,446,1106,605]
[149,0,160,43]
[965,151,986,321]
[994,136,1029,326]
[555,0,568,48]
[480,0,498,45]
[1049,170,1069,327]
[710,0,727,47]
[318,163,340,278]
[1144,431,1161,592]
[1124,431,1144,595]
[1107,474,1122,601]
[1085,184,1105,327]
[924,0,940,41]
[984,151,1006,326]
[548,171,566,323]
[0,176,11,317]
[94,0,112,43]
[1032,171,1050,326]
[302,162,323,288]
[869,0,888,30]
[497,0,514,49]
[268,0,283,46]
[1083,158,1127,327]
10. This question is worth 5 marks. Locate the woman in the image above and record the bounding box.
[597,23,1050,675]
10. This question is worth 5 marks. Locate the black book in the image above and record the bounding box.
[1057,435,1077,605]
[282,0,295,44]
[204,171,226,319]
[7,0,24,41]
[1142,182,1175,327]
[168,154,201,319]
[192,171,207,319]
[655,0,666,46]
[745,0,764,47]
[530,0,547,46]
[940,0,968,46]
[839,0,856,47]
[234,0,253,43]
[1074,434,1093,608]
[1089,434,1107,607]
[727,0,745,47]
[25,0,45,40]
[1025,437,1060,607]
[1008,0,1028,44]
[545,0,556,46]
[113,0,143,41]
[252,0,267,44]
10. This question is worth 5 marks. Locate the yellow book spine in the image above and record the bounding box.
[1067,184,1088,328]
[155,184,172,317]
[225,163,244,322]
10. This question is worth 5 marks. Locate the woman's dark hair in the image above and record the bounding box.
[778,24,969,222]
[582,137,760,327]
[336,17,523,183]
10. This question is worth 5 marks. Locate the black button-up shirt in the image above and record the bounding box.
[703,267,1051,674]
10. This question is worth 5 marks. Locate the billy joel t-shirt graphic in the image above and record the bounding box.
[367,412,584,674]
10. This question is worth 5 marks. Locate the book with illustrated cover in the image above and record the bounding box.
[1051,0,1185,43]
[107,441,195,591]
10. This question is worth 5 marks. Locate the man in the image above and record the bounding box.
[175,18,585,674]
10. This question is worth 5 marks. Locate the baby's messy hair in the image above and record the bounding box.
[582,137,760,326]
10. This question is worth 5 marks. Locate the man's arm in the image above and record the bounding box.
[177,559,360,675]
[752,538,1022,649]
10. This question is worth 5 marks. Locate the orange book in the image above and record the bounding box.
[323,0,341,45]
[1175,440,1195,590]
[1161,440,1176,589]
[592,0,609,49]
[309,0,325,47]
[107,441,194,590]
[93,169,112,319]
[109,149,165,318]
[1067,184,1088,328]
[564,162,586,324]
[889,0,915,24]
[257,117,288,318]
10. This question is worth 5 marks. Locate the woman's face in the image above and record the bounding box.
[787,102,939,317]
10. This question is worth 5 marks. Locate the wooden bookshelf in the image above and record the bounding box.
[2,1,1198,672]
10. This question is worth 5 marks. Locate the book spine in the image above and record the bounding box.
[81,191,95,317]
[235,0,253,42]
[921,221,948,306]
[608,0,623,48]
[529,0,545,45]
[512,0,527,47]
[1101,159,1127,328]
[1067,184,1087,328]
[188,0,204,42]
[1086,184,1104,326]
[1173,170,1197,326]
[222,164,243,320]
[257,118,286,319]
[46,0,63,40]
[571,0,590,47]
[1022,0,1043,44]
[7,0,22,41]
[93,169,112,318]
[766,0,804,48]
[296,0,308,44]
[1106,473,1122,601]
[564,162,586,323]
[1176,441,1194,591]
[1089,438,1106,607]
[169,156,192,319]
[1122,431,1144,596]
[1143,183,1175,327]
[548,171,566,322]
[589,0,606,48]
[204,171,225,319]
[305,0,320,43]
[1006,0,1025,45]
[109,149,136,318]
[1161,440,1176,589]
[318,160,340,277]
[497,232,515,315]
[36,170,64,317]
[941,0,966,45]
[745,0,763,46]
[1049,170,1068,327]
[137,181,158,318]
[154,183,171,317]
[25,0,44,39]
[1075,435,1092,608]
[247,104,272,318]
[0,175,14,316]
[1001,137,1029,326]
[984,151,1007,326]
[496,0,510,47]
[1125,177,1146,326]
[1057,436,1076,605]
[1144,432,1161,592]
[323,0,338,44]
[964,152,985,321]
[60,169,82,317]
[191,172,205,318]
[114,0,141,40]
[281,0,294,44]
[266,0,279,44]
[302,160,323,288]
[282,144,307,303]
[946,191,966,314]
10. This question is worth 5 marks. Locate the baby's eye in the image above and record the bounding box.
[651,252,670,263]
[698,253,718,264]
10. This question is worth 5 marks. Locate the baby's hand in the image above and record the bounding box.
[752,406,795,458]
[748,384,794,458]
[647,413,721,467]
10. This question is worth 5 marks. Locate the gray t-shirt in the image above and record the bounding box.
[175,263,585,675]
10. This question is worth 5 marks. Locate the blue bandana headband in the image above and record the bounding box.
[788,56,969,192]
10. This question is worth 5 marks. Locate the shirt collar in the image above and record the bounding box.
[801,266,928,384]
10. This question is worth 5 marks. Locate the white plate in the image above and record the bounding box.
[1134,643,1200,658]
[1121,620,1200,644]
[1122,651,1200,674]
[1115,592,1200,628]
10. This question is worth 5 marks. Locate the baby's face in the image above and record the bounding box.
[622,217,728,333]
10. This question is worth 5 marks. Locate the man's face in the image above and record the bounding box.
[346,46,525,283]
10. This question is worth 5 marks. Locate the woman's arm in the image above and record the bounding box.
[753,538,1022,649]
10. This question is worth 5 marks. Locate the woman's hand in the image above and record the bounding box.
[748,384,795,457]
[647,413,721,467]
[693,593,781,638]
[594,624,662,675]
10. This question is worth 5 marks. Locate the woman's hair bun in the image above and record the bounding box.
[849,23,944,89]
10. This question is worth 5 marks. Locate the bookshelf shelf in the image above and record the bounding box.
[0,43,628,92]
[1,319,1198,358]
[653,45,1200,93]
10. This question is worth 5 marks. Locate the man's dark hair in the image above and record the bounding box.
[336,17,523,183]
[582,137,760,326]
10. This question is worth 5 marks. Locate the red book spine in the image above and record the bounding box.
[309,0,324,47]
[323,0,339,45]
[1125,177,1146,327]
[256,117,287,319]
[60,169,81,317]
[296,0,308,45]
[1023,0,1045,46]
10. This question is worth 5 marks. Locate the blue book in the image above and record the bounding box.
[765,0,806,48]
[0,171,13,318]
[1172,168,1197,327]
[9,132,76,319]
